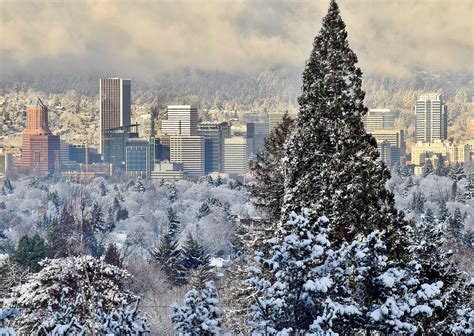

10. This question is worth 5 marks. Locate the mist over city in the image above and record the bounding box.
[0,0,473,335]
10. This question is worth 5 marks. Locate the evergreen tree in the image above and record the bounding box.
[447,208,465,243]
[171,281,220,335]
[94,299,150,334]
[98,180,108,196]
[11,234,51,272]
[3,178,13,194]
[437,201,450,225]
[167,207,181,238]
[181,232,211,271]
[149,233,186,285]
[434,155,447,176]
[410,190,426,215]
[422,159,434,177]
[5,256,139,333]
[48,206,74,258]
[89,202,106,232]
[451,180,458,201]
[38,294,85,335]
[197,201,211,220]
[104,243,122,268]
[0,201,5,210]
[248,112,294,221]
[281,0,406,248]
[408,208,473,333]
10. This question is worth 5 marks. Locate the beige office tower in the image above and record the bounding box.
[170,135,205,177]
[268,111,297,132]
[370,129,405,165]
[415,94,448,143]
[99,78,131,154]
[364,109,395,132]
[161,105,198,136]
[224,137,249,175]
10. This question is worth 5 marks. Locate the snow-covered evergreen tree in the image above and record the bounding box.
[95,299,150,334]
[4,256,138,333]
[423,159,434,177]
[281,0,406,248]
[181,232,210,271]
[171,281,220,335]
[248,112,294,221]
[447,208,466,243]
[409,208,473,333]
[249,210,449,335]
[168,207,181,238]
[149,232,186,285]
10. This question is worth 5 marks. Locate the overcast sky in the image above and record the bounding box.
[1,0,473,79]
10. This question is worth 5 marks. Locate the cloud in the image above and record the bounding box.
[0,0,472,79]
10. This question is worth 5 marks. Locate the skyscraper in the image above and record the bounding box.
[100,78,131,154]
[415,94,448,143]
[246,122,269,156]
[20,99,60,175]
[197,122,230,173]
[224,137,249,175]
[161,105,198,136]
[370,129,405,166]
[170,135,205,178]
[364,109,395,132]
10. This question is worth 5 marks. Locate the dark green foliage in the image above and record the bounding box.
[451,181,458,201]
[434,155,447,176]
[150,233,187,285]
[410,190,426,214]
[11,234,51,272]
[197,202,211,220]
[281,0,406,250]
[167,207,181,238]
[422,159,434,177]
[3,178,13,194]
[99,181,108,196]
[447,208,465,243]
[181,232,210,271]
[437,201,450,224]
[0,201,6,210]
[90,203,106,232]
[248,112,294,221]
[111,196,129,222]
[133,180,146,192]
[49,205,75,258]
[214,175,224,186]
[104,243,122,268]
[408,208,473,334]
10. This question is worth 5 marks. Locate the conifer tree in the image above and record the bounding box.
[11,234,51,272]
[181,232,210,271]
[281,0,405,248]
[3,178,13,194]
[423,159,434,177]
[171,281,220,335]
[249,112,295,221]
[447,208,465,243]
[434,155,447,176]
[149,233,186,285]
[409,208,473,333]
[104,243,122,268]
[167,207,181,238]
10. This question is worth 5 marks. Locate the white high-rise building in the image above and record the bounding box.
[415,94,448,143]
[99,78,131,154]
[161,105,198,136]
[364,109,395,132]
[224,137,249,175]
[170,135,205,177]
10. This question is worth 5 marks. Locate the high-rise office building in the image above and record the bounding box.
[415,94,448,143]
[100,78,131,154]
[103,125,139,168]
[224,137,249,175]
[370,130,405,166]
[161,105,198,136]
[246,122,269,156]
[197,122,230,173]
[20,99,60,175]
[170,135,205,178]
[268,111,297,132]
[364,109,395,132]
[125,138,155,178]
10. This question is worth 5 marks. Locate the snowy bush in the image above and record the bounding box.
[171,281,220,335]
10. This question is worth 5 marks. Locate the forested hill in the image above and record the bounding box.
[1,68,472,139]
